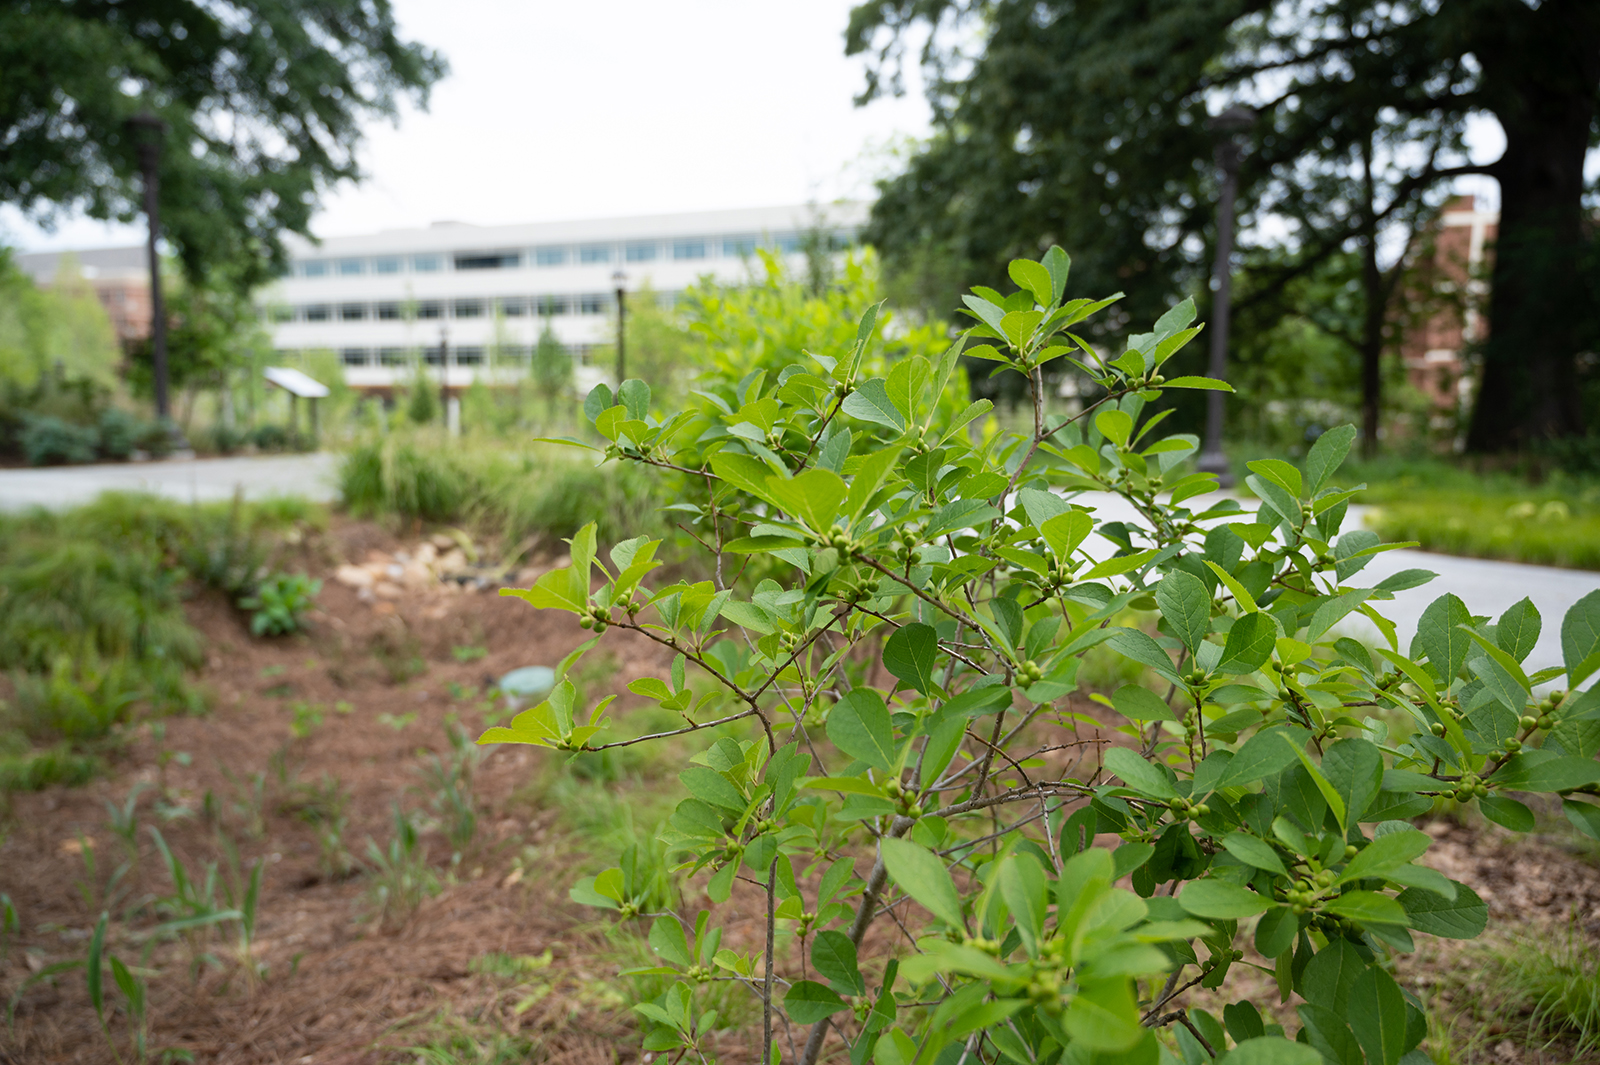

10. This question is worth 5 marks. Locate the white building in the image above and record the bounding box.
[264,202,865,396]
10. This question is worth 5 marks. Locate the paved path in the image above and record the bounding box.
[0,452,341,511]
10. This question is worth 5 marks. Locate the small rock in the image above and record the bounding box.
[373,581,404,600]
[415,542,438,565]
[438,548,468,573]
[431,533,456,550]
[334,564,374,588]
[399,561,433,588]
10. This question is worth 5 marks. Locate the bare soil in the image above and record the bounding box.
[2,516,1599,1064]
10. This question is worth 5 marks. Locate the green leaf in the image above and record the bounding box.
[784,980,847,1024]
[1106,629,1182,684]
[1299,939,1365,1013]
[1247,458,1303,501]
[879,838,965,929]
[826,689,896,772]
[710,451,780,502]
[1490,752,1600,792]
[883,623,939,696]
[1254,906,1298,958]
[1321,738,1384,825]
[766,468,848,535]
[1562,799,1600,841]
[1110,685,1176,723]
[1397,882,1487,938]
[1306,425,1357,495]
[1042,246,1071,303]
[841,378,906,431]
[1177,879,1272,919]
[1217,729,1300,789]
[1563,590,1600,686]
[649,917,691,967]
[1282,736,1348,831]
[1479,795,1536,831]
[619,378,651,420]
[1156,570,1211,656]
[1040,511,1095,558]
[1348,966,1409,1065]
[1161,376,1234,391]
[886,356,932,421]
[1103,746,1176,799]
[1221,833,1286,874]
[926,499,1002,538]
[1009,258,1055,306]
[1204,560,1260,613]
[1095,409,1133,447]
[680,766,746,813]
[1495,597,1542,663]
[1412,594,1473,683]
[811,930,865,995]
[1217,1038,1321,1065]
[1338,829,1430,884]
[1462,628,1532,709]
[998,853,1049,956]
[1217,612,1276,675]
[1081,548,1160,580]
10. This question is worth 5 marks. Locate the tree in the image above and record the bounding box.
[0,252,121,393]
[846,0,1600,449]
[0,1,445,290]
[531,316,572,423]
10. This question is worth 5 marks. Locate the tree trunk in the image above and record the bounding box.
[1358,133,1384,460]
[1465,0,1600,450]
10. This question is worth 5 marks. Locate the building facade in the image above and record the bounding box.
[15,246,154,345]
[263,203,864,396]
[1397,194,1497,424]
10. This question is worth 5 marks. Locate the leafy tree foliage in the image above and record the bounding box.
[0,251,121,391]
[480,245,1600,1063]
[846,0,1600,448]
[0,0,445,289]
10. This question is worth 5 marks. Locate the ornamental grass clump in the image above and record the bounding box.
[478,246,1600,1065]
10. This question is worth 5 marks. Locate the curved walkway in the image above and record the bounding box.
[0,452,340,511]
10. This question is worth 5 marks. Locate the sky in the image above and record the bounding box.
[1,0,933,252]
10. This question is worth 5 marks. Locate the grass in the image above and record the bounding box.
[1429,917,1600,1062]
[0,491,322,795]
[337,430,663,548]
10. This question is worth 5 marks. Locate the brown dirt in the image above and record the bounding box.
[0,517,696,1065]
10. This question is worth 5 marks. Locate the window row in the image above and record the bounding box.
[289,230,838,278]
[270,292,641,324]
[322,345,596,368]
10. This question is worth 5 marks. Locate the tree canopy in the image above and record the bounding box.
[847,0,1600,448]
[0,0,445,291]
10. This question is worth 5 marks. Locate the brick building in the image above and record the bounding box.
[1396,194,1497,426]
[15,246,153,346]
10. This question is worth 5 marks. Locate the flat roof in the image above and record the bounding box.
[14,246,148,284]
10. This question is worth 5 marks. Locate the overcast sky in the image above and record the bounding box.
[2,0,932,252]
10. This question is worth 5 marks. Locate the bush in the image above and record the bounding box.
[21,413,98,465]
[95,408,146,460]
[477,247,1600,1064]
[240,572,322,636]
[7,657,145,741]
[249,423,290,451]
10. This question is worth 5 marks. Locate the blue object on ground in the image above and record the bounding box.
[499,665,555,707]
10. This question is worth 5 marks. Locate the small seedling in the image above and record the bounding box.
[288,700,325,739]
[377,711,417,732]
[240,572,322,637]
[363,805,440,931]
[451,644,488,663]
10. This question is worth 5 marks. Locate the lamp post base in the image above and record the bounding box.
[1196,448,1235,489]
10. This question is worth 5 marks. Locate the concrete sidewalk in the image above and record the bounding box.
[0,452,340,512]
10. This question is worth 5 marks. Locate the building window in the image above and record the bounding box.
[268,304,294,323]
[300,261,328,278]
[774,233,802,254]
[673,240,707,260]
[496,344,530,363]
[341,348,370,366]
[338,258,365,276]
[379,347,409,366]
[376,301,400,320]
[423,346,445,366]
[303,304,330,322]
[374,256,403,274]
[579,244,612,264]
[578,293,608,315]
[413,254,443,272]
[455,346,485,366]
[534,246,567,267]
[452,299,483,318]
[538,296,570,316]
[625,242,658,262]
[723,235,759,257]
[340,303,367,321]
[416,301,443,319]
[455,252,520,270]
[498,297,527,316]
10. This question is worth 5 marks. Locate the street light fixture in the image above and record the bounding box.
[1196,105,1256,487]
[125,111,173,426]
[612,269,628,387]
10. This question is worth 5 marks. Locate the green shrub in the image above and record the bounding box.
[240,572,322,636]
[21,413,98,465]
[94,408,147,460]
[0,740,100,791]
[476,247,1600,1065]
[1365,494,1600,570]
[8,657,144,741]
[249,423,290,451]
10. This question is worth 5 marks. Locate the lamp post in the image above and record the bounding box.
[125,112,172,425]
[613,269,628,386]
[1196,106,1256,486]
